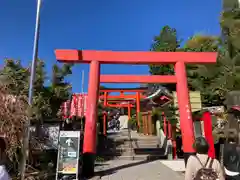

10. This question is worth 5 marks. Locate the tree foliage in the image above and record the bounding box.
[0,58,73,176]
[48,63,73,119]
[149,26,179,74]
[0,59,73,122]
[149,26,181,91]
[0,86,28,162]
[183,35,224,106]
[149,19,240,107]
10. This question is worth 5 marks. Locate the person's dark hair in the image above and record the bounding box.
[227,131,238,143]
[193,137,209,154]
[0,137,6,152]
[0,137,6,165]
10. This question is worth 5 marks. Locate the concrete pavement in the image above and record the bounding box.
[94,160,184,180]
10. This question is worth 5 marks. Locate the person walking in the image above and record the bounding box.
[185,137,224,180]
[223,130,240,180]
[0,137,10,180]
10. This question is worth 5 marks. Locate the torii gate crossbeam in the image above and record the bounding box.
[100,75,176,83]
[99,87,147,93]
[55,49,217,175]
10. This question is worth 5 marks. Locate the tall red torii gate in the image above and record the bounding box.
[55,50,217,174]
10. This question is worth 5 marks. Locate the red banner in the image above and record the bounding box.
[202,111,215,158]
[71,93,88,117]
[61,94,88,119]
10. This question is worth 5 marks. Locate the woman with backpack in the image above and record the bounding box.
[223,131,240,180]
[185,137,224,180]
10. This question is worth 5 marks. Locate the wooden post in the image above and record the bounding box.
[172,124,177,159]
[128,102,131,120]
[136,92,141,128]
[143,115,146,134]
[163,112,167,137]
[148,111,152,135]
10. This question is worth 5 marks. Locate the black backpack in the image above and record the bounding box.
[193,156,218,180]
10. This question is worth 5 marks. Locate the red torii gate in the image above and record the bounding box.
[55,50,217,173]
[100,90,138,136]
[99,87,147,128]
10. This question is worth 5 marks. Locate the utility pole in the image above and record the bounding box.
[20,0,42,179]
[81,70,84,130]
[81,70,84,94]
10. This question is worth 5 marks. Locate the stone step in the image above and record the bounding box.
[102,147,133,154]
[108,143,160,151]
[131,141,160,147]
[97,130,166,161]
[116,136,160,140]
[112,135,160,141]
[98,141,162,153]
[119,144,161,150]
[133,148,165,155]
[98,147,165,157]
[114,138,160,143]
[104,139,161,147]
[97,150,134,157]
[100,154,167,161]
[131,138,161,142]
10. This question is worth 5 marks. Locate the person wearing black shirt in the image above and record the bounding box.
[224,131,240,180]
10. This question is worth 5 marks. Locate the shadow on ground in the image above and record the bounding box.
[132,136,167,158]
[95,159,160,177]
[96,133,126,161]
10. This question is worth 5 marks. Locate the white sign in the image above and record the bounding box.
[56,131,81,177]
[203,106,224,114]
[68,151,77,158]
[59,131,80,138]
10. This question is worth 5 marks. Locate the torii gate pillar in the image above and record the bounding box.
[82,60,100,176]
[175,61,195,163]
[84,61,100,153]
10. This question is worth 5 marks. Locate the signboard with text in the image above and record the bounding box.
[56,131,80,179]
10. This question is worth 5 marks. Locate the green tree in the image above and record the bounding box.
[48,63,73,119]
[0,58,74,176]
[221,0,240,59]
[149,25,181,91]
[183,35,223,106]
[0,59,54,121]
[0,59,29,95]
[31,59,52,122]
[211,45,240,100]
[219,0,240,95]
[183,2,240,106]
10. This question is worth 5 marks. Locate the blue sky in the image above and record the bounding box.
[0,0,221,93]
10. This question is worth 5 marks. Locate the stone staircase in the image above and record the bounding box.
[97,129,168,160]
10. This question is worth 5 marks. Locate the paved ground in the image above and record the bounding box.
[94,160,184,180]
[92,129,184,179]
[160,159,185,172]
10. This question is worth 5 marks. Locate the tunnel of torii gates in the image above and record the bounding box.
[99,88,147,133]
[98,87,176,156]
[98,87,172,136]
[55,50,217,165]
[99,88,145,134]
